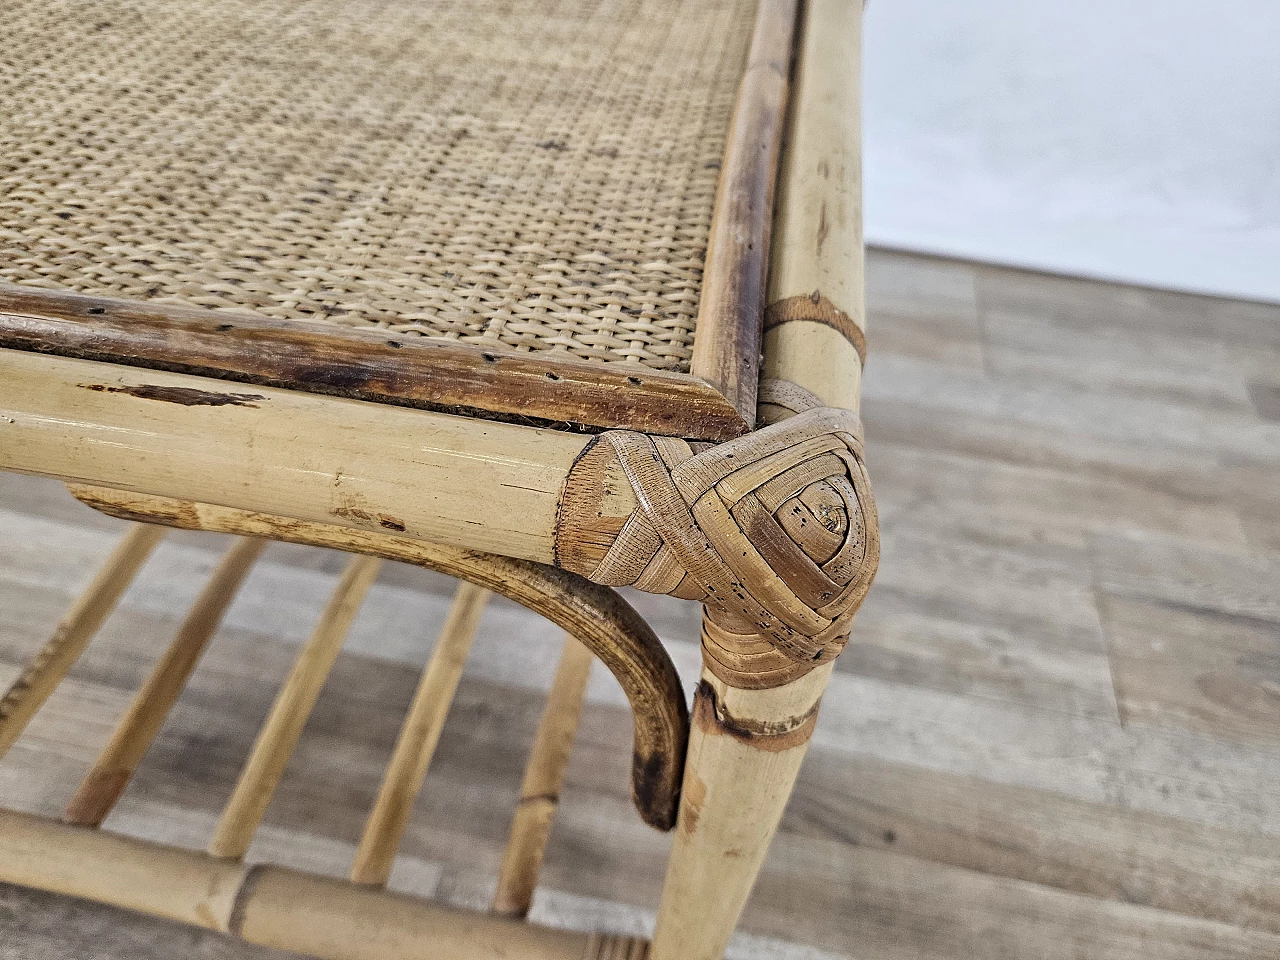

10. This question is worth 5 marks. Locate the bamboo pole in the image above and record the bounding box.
[0,349,592,564]
[493,635,594,918]
[62,537,267,827]
[653,2,867,957]
[763,0,865,414]
[0,523,166,759]
[350,582,490,886]
[651,666,831,960]
[0,808,248,931]
[208,554,382,860]
[0,809,650,959]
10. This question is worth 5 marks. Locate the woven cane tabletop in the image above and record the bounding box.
[0,0,757,375]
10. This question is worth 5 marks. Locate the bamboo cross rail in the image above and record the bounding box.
[0,809,650,960]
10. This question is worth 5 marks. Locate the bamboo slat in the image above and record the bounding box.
[350,582,490,887]
[62,537,267,827]
[0,523,166,759]
[208,555,382,860]
[493,635,595,918]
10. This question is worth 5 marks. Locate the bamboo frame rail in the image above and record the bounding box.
[0,523,166,759]
[493,635,595,918]
[209,555,383,860]
[351,583,490,886]
[763,0,867,414]
[63,536,267,826]
[0,349,587,563]
[0,285,751,443]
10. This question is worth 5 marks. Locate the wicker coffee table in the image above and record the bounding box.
[0,0,876,957]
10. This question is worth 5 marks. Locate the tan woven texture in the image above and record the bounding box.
[0,0,757,372]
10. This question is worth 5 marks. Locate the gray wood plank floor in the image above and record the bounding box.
[1,249,1278,958]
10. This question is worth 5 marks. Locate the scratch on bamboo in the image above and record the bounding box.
[350,582,490,886]
[0,523,166,759]
[492,635,594,917]
[62,537,267,827]
[208,554,382,860]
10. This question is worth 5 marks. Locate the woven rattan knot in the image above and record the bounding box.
[555,404,879,677]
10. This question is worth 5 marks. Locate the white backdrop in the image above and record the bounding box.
[863,0,1280,302]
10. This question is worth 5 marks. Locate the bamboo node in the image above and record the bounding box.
[556,401,878,678]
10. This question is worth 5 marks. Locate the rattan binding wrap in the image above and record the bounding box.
[1,0,757,373]
[556,381,879,685]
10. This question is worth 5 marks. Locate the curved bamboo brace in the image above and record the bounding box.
[351,582,490,886]
[70,484,689,832]
[0,523,167,759]
[63,536,267,826]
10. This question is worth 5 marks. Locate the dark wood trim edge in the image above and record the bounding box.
[0,285,751,442]
[689,0,802,424]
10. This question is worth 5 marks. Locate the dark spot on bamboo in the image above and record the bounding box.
[87,306,105,315]
[378,516,406,532]
[77,384,264,407]
[632,747,679,832]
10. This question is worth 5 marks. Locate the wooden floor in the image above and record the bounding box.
[2,249,1279,959]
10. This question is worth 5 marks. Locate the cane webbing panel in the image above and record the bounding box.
[0,0,757,373]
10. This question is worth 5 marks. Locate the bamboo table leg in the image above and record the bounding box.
[650,653,832,960]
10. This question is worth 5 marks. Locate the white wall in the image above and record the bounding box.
[863,0,1280,302]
